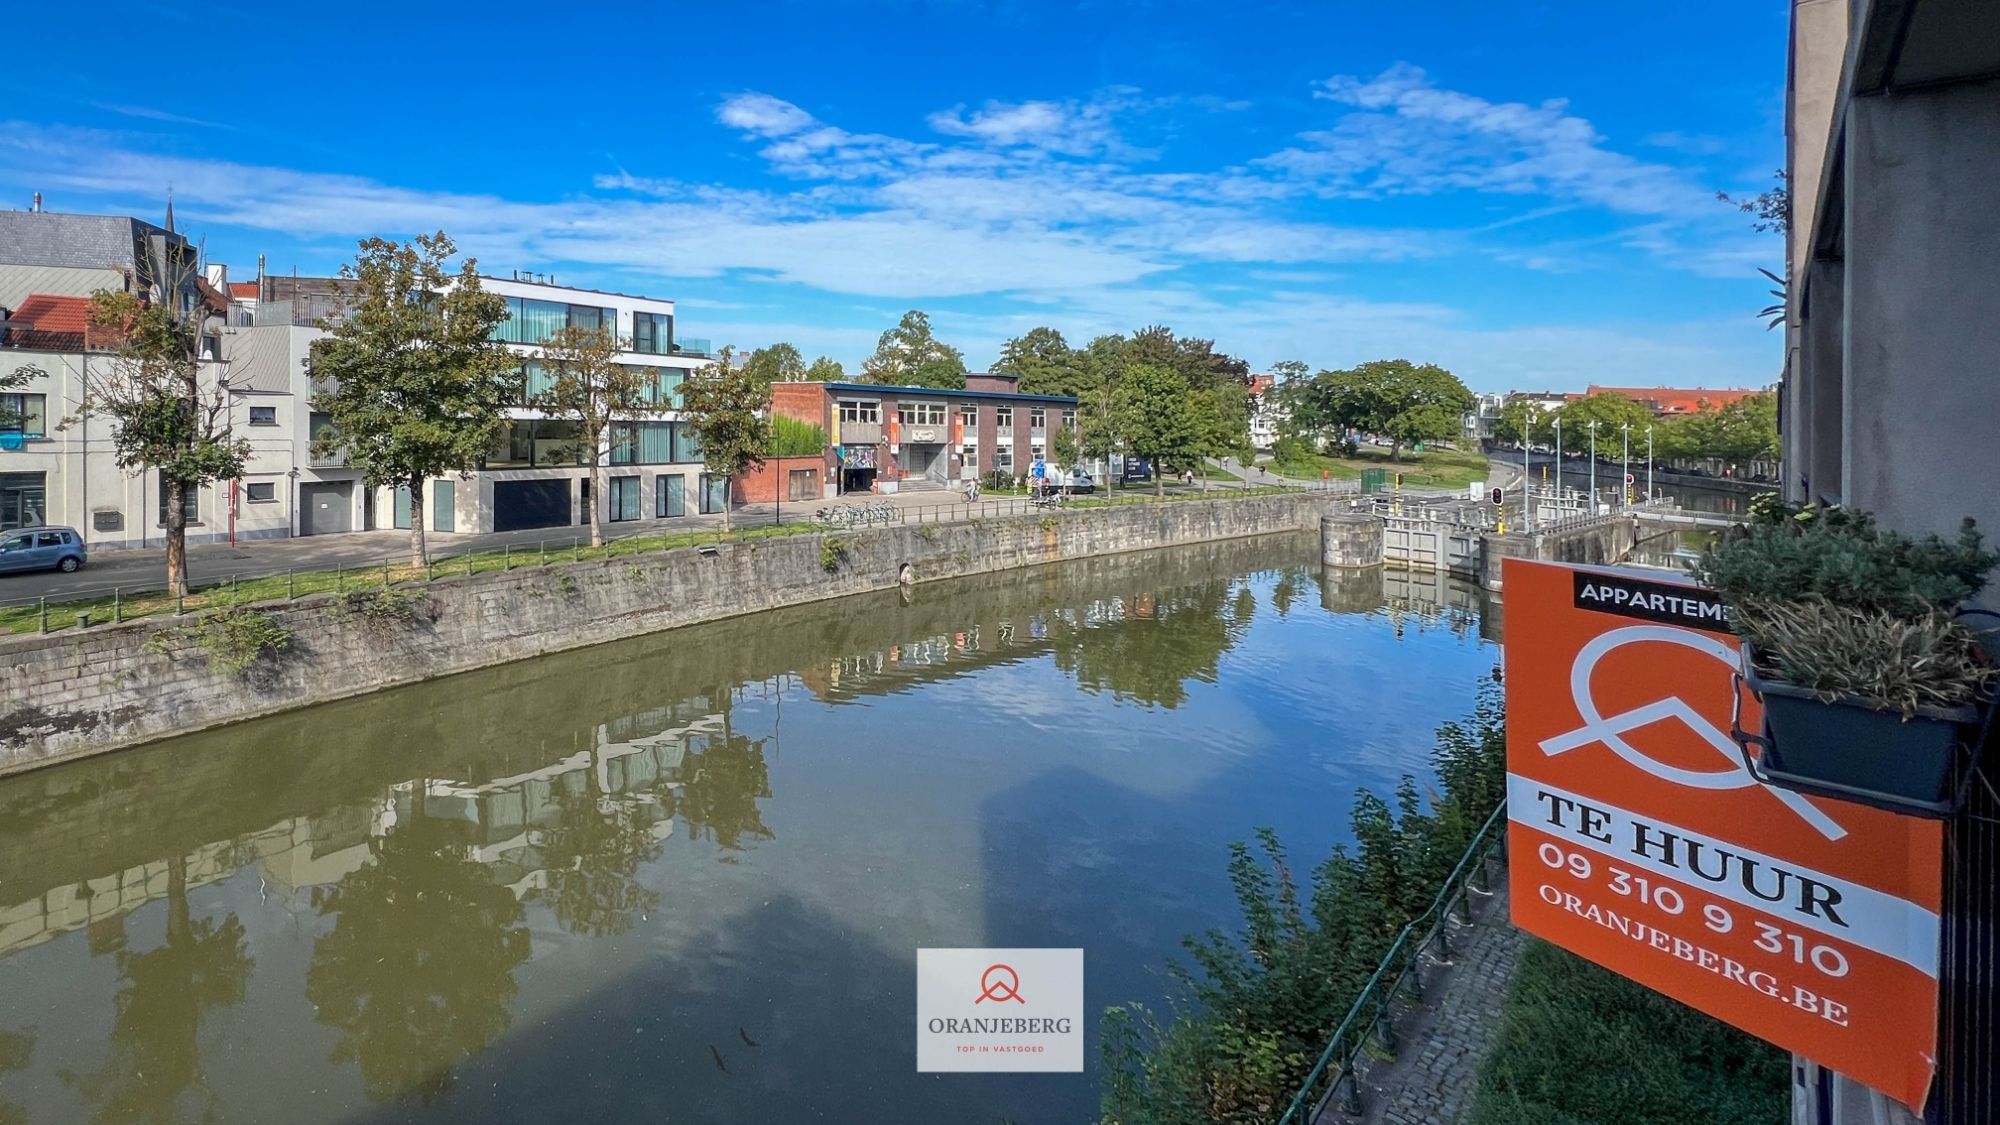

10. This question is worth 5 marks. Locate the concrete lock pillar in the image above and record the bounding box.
[1320,512,1384,569]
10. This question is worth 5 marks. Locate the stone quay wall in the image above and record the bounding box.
[0,493,1341,774]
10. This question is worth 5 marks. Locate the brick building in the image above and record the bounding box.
[770,375,1080,495]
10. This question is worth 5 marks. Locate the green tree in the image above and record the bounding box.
[1269,359,1310,384]
[993,327,1085,396]
[310,233,516,566]
[80,265,250,597]
[1552,393,1656,468]
[59,854,254,1124]
[1114,363,1200,496]
[0,364,35,431]
[306,812,532,1104]
[859,310,966,389]
[1713,392,1779,463]
[1489,397,1556,448]
[678,346,769,533]
[803,355,845,381]
[1051,579,1252,708]
[742,342,807,389]
[1307,359,1474,462]
[1051,422,1080,471]
[532,325,669,548]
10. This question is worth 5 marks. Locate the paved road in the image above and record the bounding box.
[0,481,1250,605]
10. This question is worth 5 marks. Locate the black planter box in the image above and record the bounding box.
[1737,644,1987,817]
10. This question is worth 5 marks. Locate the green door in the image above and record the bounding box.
[432,480,454,532]
[392,485,412,529]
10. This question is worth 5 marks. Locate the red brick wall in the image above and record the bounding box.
[734,456,825,503]
[770,382,827,426]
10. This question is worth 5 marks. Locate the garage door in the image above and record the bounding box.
[493,479,572,532]
[299,482,353,536]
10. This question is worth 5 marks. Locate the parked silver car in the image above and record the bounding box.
[0,526,87,574]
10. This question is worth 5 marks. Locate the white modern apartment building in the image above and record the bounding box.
[234,271,720,538]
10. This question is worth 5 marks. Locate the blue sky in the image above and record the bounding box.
[0,1,1787,391]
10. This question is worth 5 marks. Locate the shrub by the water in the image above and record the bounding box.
[1098,680,1507,1124]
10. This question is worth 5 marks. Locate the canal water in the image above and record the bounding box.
[0,534,1499,1124]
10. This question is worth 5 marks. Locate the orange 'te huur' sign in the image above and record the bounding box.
[1502,558,1942,1112]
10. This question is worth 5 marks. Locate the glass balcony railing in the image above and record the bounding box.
[673,337,713,358]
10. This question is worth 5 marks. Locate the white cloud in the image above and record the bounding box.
[926,94,1135,157]
[1264,63,1711,219]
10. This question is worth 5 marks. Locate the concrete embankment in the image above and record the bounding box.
[0,493,1341,774]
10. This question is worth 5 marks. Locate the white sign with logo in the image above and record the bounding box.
[908,427,939,443]
[916,947,1083,1072]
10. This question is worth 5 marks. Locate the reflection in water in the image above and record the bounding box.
[0,535,1500,1124]
[61,856,253,1125]
[307,812,533,1105]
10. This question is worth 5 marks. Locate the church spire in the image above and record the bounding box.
[164,186,175,234]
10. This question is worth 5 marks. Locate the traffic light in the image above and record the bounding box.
[1491,487,1504,505]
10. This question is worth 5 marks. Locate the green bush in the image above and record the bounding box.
[770,414,829,458]
[1099,684,1508,1123]
[819,536,847,572]
[150,603,291,675]
[1271,435,1315,466]
[1466,941,1786,1125]
[982,470,1019,493]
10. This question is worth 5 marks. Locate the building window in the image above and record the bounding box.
[632,311,673,355]
[157,483,200,526]
[0,471,46,529]
[1062,409,1075,429]
[244,481,276,502]
[247,405,277,426]
[699,473,727,514]
[959,406,977,430]
[610,476,641,522]
[995,406,1013,431]
[492,297,619,345]
[1029,407,1046,430]
[611,421,679,465]
[486,419,586,468]
[1,394,46,440]
[896,401,947,426]
[996,446,1014,472]
[1031,442,1045,462]
[837,399,880,424]
[645,367,685,409]
[658,474,685,517]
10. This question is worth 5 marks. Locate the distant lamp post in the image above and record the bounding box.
[1588,420,1599,513]
[1646,425,1655,502]
[1621,421,1631,509]
[1552,415,1563,499]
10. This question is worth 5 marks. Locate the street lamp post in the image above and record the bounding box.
[1621,421,1631,510]
[1588,420,1598,514]
[1553,415,1563,503]
[1646,425,1655,502]
[1522,430,1530,529]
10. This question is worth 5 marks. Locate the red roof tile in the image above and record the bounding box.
[229,281,259,298]
[1584,384,1759,415]
[10,294,92,334]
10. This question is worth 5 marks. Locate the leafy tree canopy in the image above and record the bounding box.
[1296,359,1473,461]
[803,355,846,381]
[742,342,807,389]
[859,310,966,389]
[994,326,1086,397]
[678,346,769,531]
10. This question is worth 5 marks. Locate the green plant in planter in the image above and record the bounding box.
[1700,502,1999,813]
[1736,598,1996,715]
[1699,503,1999,619]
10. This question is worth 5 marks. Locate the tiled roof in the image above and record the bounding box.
[1585,385,1759,414]
[3,294,94,350]
[229,281,259,298]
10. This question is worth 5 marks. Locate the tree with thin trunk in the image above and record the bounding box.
[80,265,249,597]
[531,325,668,548]
[1114,363,1199,497]
[309,234,515,566]
[678,347,768,534]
